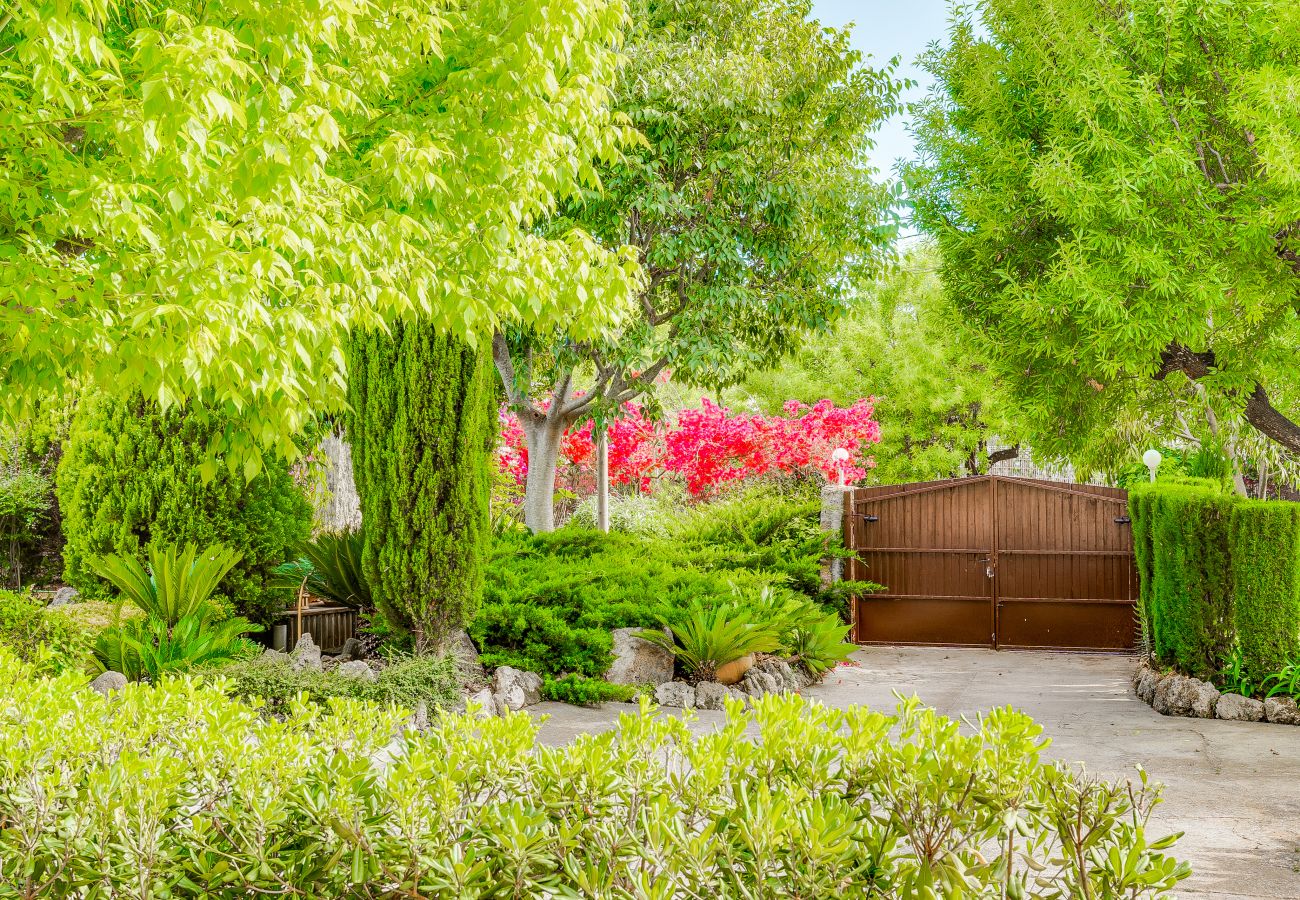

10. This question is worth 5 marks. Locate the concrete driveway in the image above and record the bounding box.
[533,647,1300,899]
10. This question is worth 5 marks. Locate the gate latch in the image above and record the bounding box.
[1114,515,1131,525]
[863,514,879,523]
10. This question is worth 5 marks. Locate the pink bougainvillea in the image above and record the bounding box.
[499,396,880,498]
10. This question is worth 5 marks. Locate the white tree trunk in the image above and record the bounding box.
[523,421,564,532]
[319,433,362,531]
[596,430,609,533]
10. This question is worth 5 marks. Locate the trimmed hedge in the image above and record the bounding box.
[1130,482,1300,689]
[0,651,1190,897]
[1230,500,1300,682]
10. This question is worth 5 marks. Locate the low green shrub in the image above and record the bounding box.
[1229,499,1300,684]
[0,590,92,674]
[0,651,1189,897]
[93,613,261,682]
[640,599,781,683]
[541,672,637,705]
[214,652,459,714]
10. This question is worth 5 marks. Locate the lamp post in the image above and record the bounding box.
[1142,448,1162,483]
[831,447,850,487]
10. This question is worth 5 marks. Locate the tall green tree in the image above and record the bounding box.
[348,324,496,654]
[1,0,639,463]
[906,0,1300,473]
[740,246,1020,482]
[494,0,904,530]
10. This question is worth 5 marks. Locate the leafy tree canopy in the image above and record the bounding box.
[906,0,1300,467]
[740,245,1020,482]
[1,0,641,464]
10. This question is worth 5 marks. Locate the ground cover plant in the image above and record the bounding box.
[0,652,1189,898]
[214,652,459,715]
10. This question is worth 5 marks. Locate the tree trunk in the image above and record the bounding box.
[522,419,564,532]
[595,429,609,533]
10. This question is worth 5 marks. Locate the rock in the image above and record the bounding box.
[1152,675,1194,716]
[337,637,364,662]
[1264,696,1300,725]
[1216,693,1265,722]
[654,681,696,708]
[694,680,728,711]
[726,686,752,708]
[1188,679,1221,718]
[448,630,487,684]
[492,666,543,711]
[493,695,510,718]
[90,671,127,698]
[48,587,79,608]
[739,670,780,698]
[757,659,799,692]
[1134,666,1161,704]
[336,660,376,682]
[465,688,495,718]
[290,633,322,672]
[605,627,675,686]
[261,648,290,665]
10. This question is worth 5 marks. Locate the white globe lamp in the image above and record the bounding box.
[1142,448,1162,483]
[831,447,850,486]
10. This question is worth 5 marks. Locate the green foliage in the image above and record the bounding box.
[1229,500,1300,685]
[0,469,53,589]
[785,615,858,677]
[640,599,781,683]
[542,673,637,706]
[0,653,1190,897]
[0,590,91,674]
[215,652,458,715]
[742,246,1018,482]
[349,323,496,654]
[1131,482,1300,694]
[567,493,677,538]
[908,0,1300,468]
[0,0,640,456]
[57,394,313,623]
[89,543,242,628]
[93,613,260,683]
[271,530,371,610]
[1261,657,1300,701]
[0,400,71,588]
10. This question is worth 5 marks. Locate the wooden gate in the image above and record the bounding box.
[844,476,1136,650]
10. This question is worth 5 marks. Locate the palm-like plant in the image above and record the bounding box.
[93,613,259,682]
[785,615,857,678]
[89,542,242,629]
[640,600,780,683]
[271,530,370,609]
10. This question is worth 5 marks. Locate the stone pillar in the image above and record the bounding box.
[820,484,853,585]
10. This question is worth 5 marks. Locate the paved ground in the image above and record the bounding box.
[534,647,1300,899]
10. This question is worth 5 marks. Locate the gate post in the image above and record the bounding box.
[820,484,854,586]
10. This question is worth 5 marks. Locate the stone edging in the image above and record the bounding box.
[653,657,818,710]
[1132,660,1299,725]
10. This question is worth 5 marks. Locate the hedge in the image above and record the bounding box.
[1129,482,1300,688]
[1230,500,1300,682]
[0,652,1189,897]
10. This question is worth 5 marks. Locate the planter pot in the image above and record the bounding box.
[715,654,754,686]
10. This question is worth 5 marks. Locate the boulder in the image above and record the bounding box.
[1188,679,1221,719]
[726,686,752,708]
[1215,693,1265,722]
[757,659,800,692]
[90,671,127,698]
[493,666,543,711]
[261,648,290,665]
[1134,667,1161,704]
[1264,696,1300,726]
[694,680,729,711]
[605,628,675,686]
[290,633,322,672]
[336,660,377,682]
[1152,675,1195,717]
[465,688,496,718]
[740,670,780,697]
[654,681,695,709]
[337,637,364,662]
[448,630,488,684]
[48,587,79,608]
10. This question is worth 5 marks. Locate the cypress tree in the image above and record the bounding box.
[348,321,495,654]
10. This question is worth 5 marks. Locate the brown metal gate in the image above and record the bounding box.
[844,476,1136,650]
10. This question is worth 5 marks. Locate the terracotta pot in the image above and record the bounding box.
[715,654,754,686]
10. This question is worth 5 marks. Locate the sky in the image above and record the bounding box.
[808,0,951,176]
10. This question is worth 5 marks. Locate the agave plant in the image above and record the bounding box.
[272,530,370,609]
[785,614,857,678]
[89,542,242,629]
[93,613,259,682]
[640,600,780,683]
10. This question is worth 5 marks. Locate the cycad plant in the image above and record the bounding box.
[271,530,370,609]
[93,614,258,681]
[89,542,242,629]
[785,615,857,678]
[640,600,779,683]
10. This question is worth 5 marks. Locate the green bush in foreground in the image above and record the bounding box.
[0,652,1189,898]
[0,590,92,674]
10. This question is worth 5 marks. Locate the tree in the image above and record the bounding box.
[1,0,639,464]
[494,0,904,530]
[348,324,495,654]
[56,393,312,623]
[740,245,1022,482]
[906,0,1300,475]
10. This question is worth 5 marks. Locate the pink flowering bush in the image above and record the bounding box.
[498,397,880,499]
